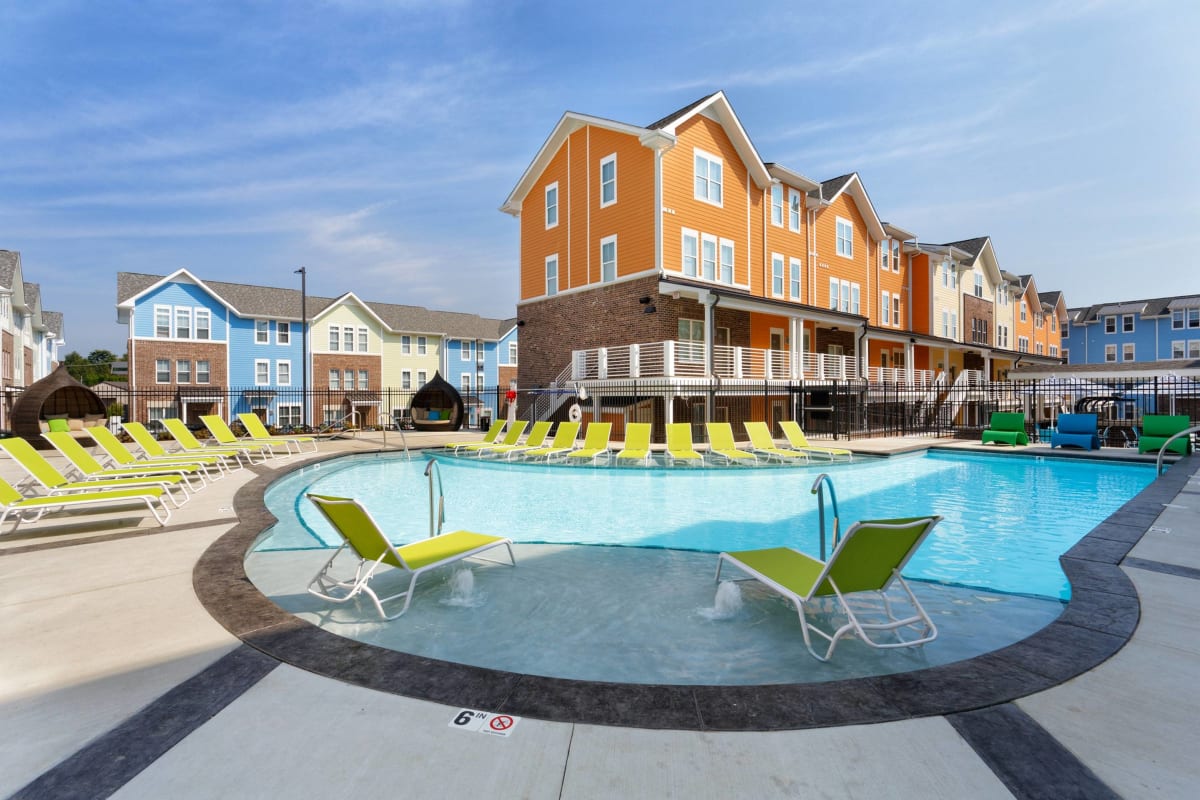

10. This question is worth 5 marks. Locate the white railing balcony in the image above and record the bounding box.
[568,340,862,382]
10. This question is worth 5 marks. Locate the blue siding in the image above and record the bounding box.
[134,282,229,342]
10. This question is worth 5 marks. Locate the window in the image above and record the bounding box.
[789,258,802,300]
[829,278,840,311]
[401,335,411,354]
[401,369,412,390]
[155,359,170,383]
[881,239,890,270]
[701,235,717,281]
[329,326,340,351]
[693,149,723,205]
[417,370,427,386]
[277,321,290,345]
[277,361,291,386]
[1104,344,1117,362]
[176,359,190,383]
[600,235,617,282]
[1061,348,1069,361]
[999,286,1009,306]
[681,230,698,277]
[175,308,192,339]
[600,154,616,207]
[196,360,210,384]
[1190,309,1199,328]
[343,327,355,353]
[329,369,340,389]
[1123,343,1135,362]
[255,360,269,385]
[1035,313,1044,329]
[677,319,704,363]
[545,255,558,296]
[1172,310,1184,329]
[892,241,900,272]
[850,283,860,315]
[255,320,269,344]
[1021,301,1028,322]
[942,310,950,338]
[278,405,301,428]
[476,370,484,389]
[508,342,518,364]
[1050,315,1057,332]
[417,337,427,355]
[344,369,353,389]
[195,310,211,340]
[835,218,853,258]
[974,272,983,298]
[357,327,368,352]
[1104,315,1116,333]
[882,291,891,325]
[545,182,558,228]
[770,184,784,226]
[1050,345,1059,357]
[1019,336,1030,354]
[358,370,368,389]
[460,373,471,393]
[461,340,472,361]
[1191,341,1200,358]
[1036,342,1044,355]
[154,306,171,338]
[788,189,801,232]
[719,239,734,284]
[1122,314,1135,333]
[771,254,785,297]
[1173,340,1186,358]
[892,294,901,327]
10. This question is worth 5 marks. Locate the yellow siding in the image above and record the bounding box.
[381,332,442,387]
[315,303,382,355]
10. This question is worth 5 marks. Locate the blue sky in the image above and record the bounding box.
[2,0,1197,354]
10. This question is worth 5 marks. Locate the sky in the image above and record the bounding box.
[2,0,1197,354]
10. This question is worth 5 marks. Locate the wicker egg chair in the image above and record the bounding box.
[408,371,465,432]
[9,364,108,448]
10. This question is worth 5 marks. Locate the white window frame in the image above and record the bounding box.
[175,307,192,339]
[175,359,190,384]
[154,305,171,338]
[1172,310,1184,329]
[835,217,853,258]
[461,340,472,361]
[255,319,269,344]
[545,254,559,296]
[681,230,698,277]
[1036,342,1044,355]
[545,182,558,229]
[276,360,291,386]
[328,326,340,351]
[829,278,840,311]
[401,335,411,355]
[417,336,427,356]
[1104,315,1115,333]
[942,310,950,339]
[693,148,723,207]
[770,184,784,227]
[1021,301,1028,322]
[277,321,290,345]
[1049,345,1059,357]
[1104,344,1117,362]
[1189,309,1200,328]
[329,369,340,389]
[357,326,368,352]
[508,342,518,364]
[460,372,472,393]
[1173,340,1186,359]
[155,359,170,384]
[1190,340,1200,358]
[196,360,210,384]
[974,272,983,298]
[599,153,616,208]
[788,189,802,232]
[417,370,427,386]
[789,257,802,300]
[881,239,890,271]
[343,327,355,353]
[600,235,617,283]
[194,309,211,341]
[892,241,900,273]
[701,234,717,281]
[850,282,860,315]
[719,238,734,285]
[771,254,785,298]
[255,359,270,386]
[1122,314,1135,333]
[881,291,891,325]
[401,369,412,390]
[278,404,301,428]
[1123,343,1135,362]
[358,370,368,390]
[344,369,353,390]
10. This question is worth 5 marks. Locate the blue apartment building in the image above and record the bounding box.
[1065,295,1200,365]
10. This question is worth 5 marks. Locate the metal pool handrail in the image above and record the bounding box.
[810,473,840,560]
[424,458,445,537]
[1157,425,1200,475]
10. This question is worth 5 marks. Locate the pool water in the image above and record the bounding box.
[256,451,1155,601]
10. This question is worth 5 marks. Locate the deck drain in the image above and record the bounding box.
[1148,525,1172,534]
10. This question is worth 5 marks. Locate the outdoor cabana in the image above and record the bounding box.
[408,372,465,431]
[9,364,107,448]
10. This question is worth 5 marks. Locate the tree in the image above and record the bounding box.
[62,349,123,386]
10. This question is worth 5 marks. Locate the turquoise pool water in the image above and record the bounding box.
[255,451,1155,601]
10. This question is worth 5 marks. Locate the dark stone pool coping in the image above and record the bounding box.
[192,449,1199,732]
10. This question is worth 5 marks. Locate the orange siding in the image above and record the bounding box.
[520,144,571,300]
[749,313,791,350]
[909,253,932,335]
[567,128,591,289]
[812,192,873,314]
[762,185,809,303]
[586,127,656,279]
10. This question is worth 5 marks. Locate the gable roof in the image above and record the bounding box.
[944,237,1003,286]
[809,173,886,241]
[0,250,19,290]
[41,310,64,337]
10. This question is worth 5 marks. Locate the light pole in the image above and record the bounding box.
[294,267,307,427]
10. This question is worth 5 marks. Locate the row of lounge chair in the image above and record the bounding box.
[446,420,853,464]
[981,411,1194,454]
[0,413,322,533]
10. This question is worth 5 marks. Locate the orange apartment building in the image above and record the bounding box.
[501,92,1063,433]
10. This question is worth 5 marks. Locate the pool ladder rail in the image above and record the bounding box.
[425,458,445,537]
[811,473,840,561]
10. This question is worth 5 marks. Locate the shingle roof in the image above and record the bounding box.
[42,310,63,336]
[1038,290,1063,308]
[22,282,41,310]
[817,174,854,201]
[0,250,18,289]
[645,92,719,131]
[117,272,512,340]
[943,237,989,260]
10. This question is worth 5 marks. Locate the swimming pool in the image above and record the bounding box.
[255,450,1155,600]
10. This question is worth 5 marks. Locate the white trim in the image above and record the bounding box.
[599,153,617,208]
[788,188,802,232]
[600,234,617,283]
[275,319,289,345]
[770,183,784,227]
[789,257,802,301]
[771,253,785,298]
[545,181,559,229]
[276,359,291,386]
[175,358,190,384]
[254,359,270,386]
[681,228,698,277]
[693,147,724,207]
[155,358,170,384]
[701,234,718,282]
[835,217,854,259]
[516,268,662,307]
[545,254,559,296]
[254,319,270,344]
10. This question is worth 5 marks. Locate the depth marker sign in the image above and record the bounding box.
[449,708,520,737]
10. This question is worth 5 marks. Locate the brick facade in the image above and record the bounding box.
[130,340,228,422]
[312,354,381,390]
[963,294,994,347]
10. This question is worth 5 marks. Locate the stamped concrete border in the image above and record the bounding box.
[193,450,1198,732]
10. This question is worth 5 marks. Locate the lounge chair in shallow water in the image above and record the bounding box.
[715,515,943,661]
[238,413,319,453]
[743,422,810,463]
[779,421,853,461]
[565,422,613,463]
[666,423,704,465]
[305,493,515,620]
[123,421,249,469]
[518,422,580,460]
[86,424,229,480]
[461,420,527,454]
[482,421,551,457]
[0,476,170,533]
[42,431,207,492]
[0,437,188,507]
[705,422,757,464]
[445,421,506,453]
[615,423,653,464]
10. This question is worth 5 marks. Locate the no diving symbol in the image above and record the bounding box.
[449,708,520,737]
[489,715,514,732]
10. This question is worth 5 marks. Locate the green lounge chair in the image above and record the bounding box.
[743,421,810,463]
[780,421,854,460]
[306,493,515,620]
[445,421,507,453]
[565,422,612,463]
[123,421,249,469]
[615,422,653,464]
[705,422,757,464]
[43,431,207,492]
[1138,414,1193,455]
[198,415,293,457]
[981,412,1029,446]
[666,423,704,465]
[716,515,943,661]
[86,424,228,479]
[483,420,551,457]
[1,476,170,533]
[519,422,580,460]
[0,437,188,507]
[460,420,527,454]
[238,413,319,453]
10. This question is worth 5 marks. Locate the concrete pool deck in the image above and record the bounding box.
[1,432,1197,799]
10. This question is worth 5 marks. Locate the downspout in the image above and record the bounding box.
[857,322,869,379]
[704,292,720,424]
[762,180,769,294]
